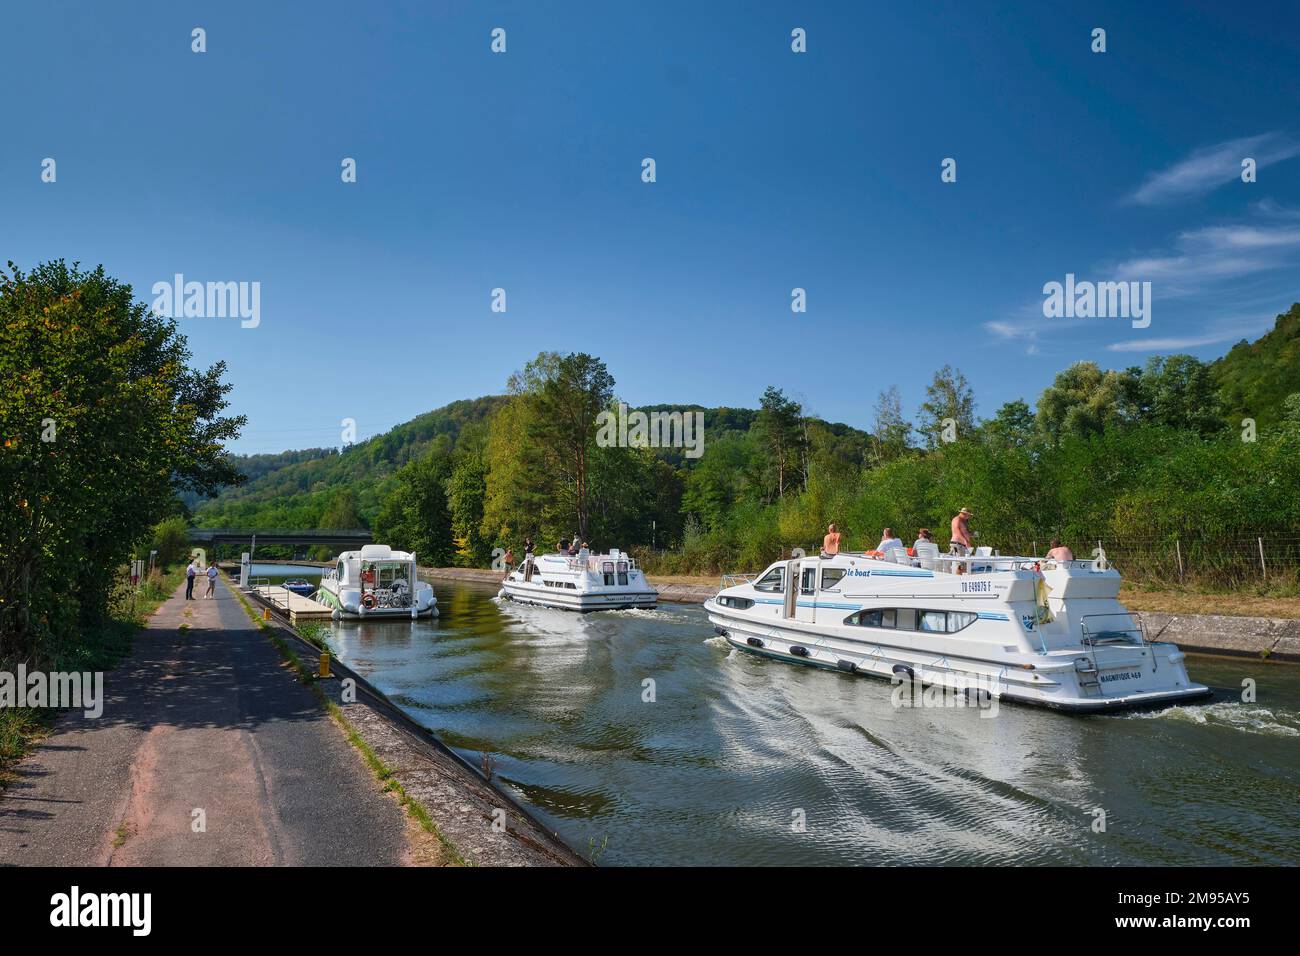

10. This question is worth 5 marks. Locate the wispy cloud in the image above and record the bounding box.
[1111,220,1300,294]
[1129,133,1300,205]
[1105,315,1272,353]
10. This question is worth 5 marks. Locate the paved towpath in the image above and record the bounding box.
[0,578,408,866]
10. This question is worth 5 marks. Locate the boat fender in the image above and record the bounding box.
[964,686,991,704]
[361,593,378,610]
[789,645,810,657]
[836,659,858,673]
[331,608,341,622]
[714,626,728,637]
[746,637,764,648]
[892,664,915,682]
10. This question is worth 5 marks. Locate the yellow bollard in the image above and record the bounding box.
[262,608,271,621]
[319,652,332,679]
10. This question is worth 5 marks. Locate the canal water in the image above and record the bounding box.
[306,576,1298,866]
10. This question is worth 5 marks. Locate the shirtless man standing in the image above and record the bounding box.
[949,508,974,555]
[822,523,842,556]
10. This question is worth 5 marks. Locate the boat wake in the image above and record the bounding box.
[1119,700,1300,737]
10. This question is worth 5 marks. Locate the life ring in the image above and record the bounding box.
[361,593,378,610]
[866,550,885,558]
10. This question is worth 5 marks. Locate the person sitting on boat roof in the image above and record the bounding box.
[912,528,935,552]
[877,528,905,557]
[821,523,842,557]
[949,507,974,555]
[558,537,569,553]
[567,537,580,556]
[1046,538,1074,561]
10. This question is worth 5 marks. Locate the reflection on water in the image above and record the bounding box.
[324,581,1300,866]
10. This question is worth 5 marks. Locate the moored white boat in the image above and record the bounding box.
[499,548,656,612]
[314,544,438,619]
[705,548,1210,713]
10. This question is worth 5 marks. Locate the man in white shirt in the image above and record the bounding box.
[877,528,904,554]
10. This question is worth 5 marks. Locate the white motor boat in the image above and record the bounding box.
[499,549,657,612]
[315,544,438,619]
[705,547,1210,713]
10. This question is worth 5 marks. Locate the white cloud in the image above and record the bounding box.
[1130,133,1300,205]
[1105,315,1272,353]
[1111,220,1300,293]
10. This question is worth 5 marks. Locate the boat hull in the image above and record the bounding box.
[708,603,1211,714]
[314,583,439,619]
[499,582,657,613]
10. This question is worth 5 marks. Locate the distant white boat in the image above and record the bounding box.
[706,547,1209,713]
[499,549,656,612]
[315,544,438,619]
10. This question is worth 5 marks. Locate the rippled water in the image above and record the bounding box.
[323,581,1300,866]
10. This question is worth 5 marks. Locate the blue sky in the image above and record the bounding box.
[3,1,1299,453]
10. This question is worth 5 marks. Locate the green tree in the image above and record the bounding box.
[754,386,807,499]
[149,515,192,568]
[0,260,242,666]
[447,425,492,566]
[373,439,455,566]
[1035,361,1139,445]
[1135,354,1223,434]
[870,386,912,463]
[484,352,614,543]
[917,365,976,448]
[981,399,1037,449]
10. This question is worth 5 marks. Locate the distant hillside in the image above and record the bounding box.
[193,396,506,528]
[192,396,872,530]
[1214,302,1300,427]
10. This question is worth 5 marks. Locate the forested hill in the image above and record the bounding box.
[192,395,869,530]
[193,395,508,528]
[1213,302,1300,426]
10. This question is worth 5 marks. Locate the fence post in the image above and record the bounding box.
[1175,539,1184,584]
[1259,536,1267,584]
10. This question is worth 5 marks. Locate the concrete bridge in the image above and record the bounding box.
[189,528,373,549]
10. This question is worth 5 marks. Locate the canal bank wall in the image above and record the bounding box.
[419,567,1300,663]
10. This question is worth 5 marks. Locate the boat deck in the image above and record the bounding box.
[248,585,334,623]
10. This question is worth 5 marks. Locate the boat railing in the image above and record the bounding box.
[927,554,1113,575]
[720,572,757,589]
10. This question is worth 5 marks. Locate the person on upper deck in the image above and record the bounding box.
[877,528,904,554]
[1046,538,1074,561]
[912,528,935,552]
[822,523,842,556]
[949,507,974,555]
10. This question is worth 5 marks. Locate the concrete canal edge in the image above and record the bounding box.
[230,576,589,867]
[420,567,1300,664]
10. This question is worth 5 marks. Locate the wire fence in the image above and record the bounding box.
[996,534,1300,588]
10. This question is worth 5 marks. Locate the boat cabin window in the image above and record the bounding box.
[336,561,345,580]
[800,568,816,594]
[617,561,629,586]
[602,561,615,585]
[820,568,845,591]
[845,608,975,633]
[717,596,754,609]
[753,567,784,593]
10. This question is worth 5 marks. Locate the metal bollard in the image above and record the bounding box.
[319,653,331,679]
